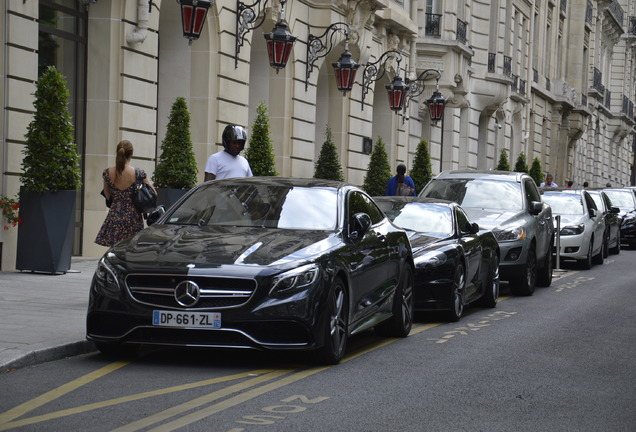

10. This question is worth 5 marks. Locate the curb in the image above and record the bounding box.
[1,340,96,373]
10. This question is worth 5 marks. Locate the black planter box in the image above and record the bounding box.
[156,188,189,211]
[16,189,76,274]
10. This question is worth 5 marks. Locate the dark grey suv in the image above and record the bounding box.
[419,170,554,295]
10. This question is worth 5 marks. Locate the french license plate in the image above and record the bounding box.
[152,310,221,328]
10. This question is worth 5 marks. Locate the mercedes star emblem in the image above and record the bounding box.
[174,280,201,307]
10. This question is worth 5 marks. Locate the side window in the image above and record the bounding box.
[347,192,384,225]
[584,192,597,211]
[455,207,472,234]
[524,179,541,204]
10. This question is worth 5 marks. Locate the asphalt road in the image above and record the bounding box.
[1,250,635,432]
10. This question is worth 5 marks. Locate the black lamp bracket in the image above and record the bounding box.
[305,22,351,91]
[235,0,270,67]
[361,49,403,110]
[403,68,441,122]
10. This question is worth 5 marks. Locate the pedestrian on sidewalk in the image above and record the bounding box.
[385,163,416,196]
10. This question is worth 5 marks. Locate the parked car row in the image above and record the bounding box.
[86,174,636,365]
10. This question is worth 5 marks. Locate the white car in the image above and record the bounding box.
[541,188,606,269]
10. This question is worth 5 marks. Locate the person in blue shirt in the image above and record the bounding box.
[385,163,416,196]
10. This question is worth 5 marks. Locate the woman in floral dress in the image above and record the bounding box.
[95,140,156,247]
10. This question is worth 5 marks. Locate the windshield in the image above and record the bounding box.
[166,183,339,230]
[603,190,636,210]
[380,202,453,236]
[421,178,523,211]
[542,194,584,215]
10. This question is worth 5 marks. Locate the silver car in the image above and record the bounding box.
[541,189,606,269]
[419,171,554,296]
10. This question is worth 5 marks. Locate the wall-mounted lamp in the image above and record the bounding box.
[236,0,296,72]
[402,69,443,123]
[178,0,212,44]
[79,0,98,9]
[305,22,360,96]
[361,50,406,112]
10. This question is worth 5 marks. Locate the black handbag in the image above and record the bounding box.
[132,168,157,213]
[100,189,112,208]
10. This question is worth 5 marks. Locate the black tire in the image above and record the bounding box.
[579,240,593,269]
[610,231,621,255]
[446,264,465,322]
[536,244,553,288]
[603,231,610,258]
[95,341,139,357]
[510,245,536,296]
[316,277,348,365]
[593,237,605,265]
[375,265,414,337]
[477,254,499,308]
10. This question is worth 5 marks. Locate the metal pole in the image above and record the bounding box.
[555,215,561,270]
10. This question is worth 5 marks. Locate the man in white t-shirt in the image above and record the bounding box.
[204,124,253,181]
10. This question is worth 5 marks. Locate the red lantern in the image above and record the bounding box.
[332,49,360,95]
[385,75,409,112]
[178,0,211,42]
[264,20,297,73]
[427,89,447,122]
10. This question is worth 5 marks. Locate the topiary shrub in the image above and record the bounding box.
[514,152,529,173]
[245,101,278,176]
[410,139,433,193]
[314,126,344,181]
[496,148,510,171]
[152,97,198,189]
[529,157,543,186]
[362,136,392,196]
[21,65,81,192]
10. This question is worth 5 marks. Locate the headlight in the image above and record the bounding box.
[95,254,122,294]
[270,264,319,295]
[560,224,584,235]
[495,227,526,242]
[414,250,447,268]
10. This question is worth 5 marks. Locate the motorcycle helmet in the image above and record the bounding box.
[222,124,247,149]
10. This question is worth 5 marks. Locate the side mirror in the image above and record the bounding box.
[349,212,372,241]
[588,208,597,218]
[529,201,543,216]
[146,205,166,226]
[610,206,620,214]
[470,222,480,234]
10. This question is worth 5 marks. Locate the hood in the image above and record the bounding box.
[110,224,340,272]
[554,214,586,226]
[461,208,523,230]
[407,232,446,249]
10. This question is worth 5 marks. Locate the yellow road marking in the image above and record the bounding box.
[0,361,129,425]
[111,370,296,432]
[0,369,273,431]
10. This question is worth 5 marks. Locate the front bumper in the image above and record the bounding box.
[553,233,591,260]
[497,239,530,281]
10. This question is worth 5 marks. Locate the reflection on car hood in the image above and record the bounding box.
[111,224,339,271]
[461,208,522,230]
[554,214,585,226]
[407,232,445,249]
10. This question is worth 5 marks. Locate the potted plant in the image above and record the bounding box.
[245,101,278,176]
[410,139,433,194]
[362,136,392,196]
[152,97,198,208]
[17,65,82,274]
[314,126,344,181]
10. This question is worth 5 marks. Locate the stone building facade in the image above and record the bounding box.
[0,0,634,270]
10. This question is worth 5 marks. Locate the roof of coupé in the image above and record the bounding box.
[203,176,351,190]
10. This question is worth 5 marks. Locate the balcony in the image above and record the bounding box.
[533,68,538,83]
[488,53,496,73]
[623,95,635,118]
[560,0,567,15]
[592,67,605,94]
[582,94,588,106]
[605,90,611,109]
[607,0,624,29]
[425,13,441,37]
[456,19,467,44]
[503,56,512,77]
[629,16,636,36]
[586,1,593,26]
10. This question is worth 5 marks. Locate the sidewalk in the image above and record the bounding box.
[0,257,99,372]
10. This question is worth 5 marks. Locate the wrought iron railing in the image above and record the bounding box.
[426,13,442,36]
[511,74,518,92]
[607,0,624,28]
[456,19,467,44]
[503,55,512,76]
[592,67,605,93]
[546,78,551,92]
[623,95,635,118]
[629,16,636,35]
[582,94,588,106]
[519,79,526,96]
[560,0,567,14]
[533,68,539,83]
[488,53,496,73]
[605,90,612,109]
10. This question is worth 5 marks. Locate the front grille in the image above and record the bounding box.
[126,274,257,309]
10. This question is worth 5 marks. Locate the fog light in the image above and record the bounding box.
[504,247,523,262]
